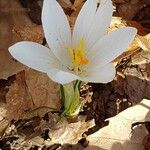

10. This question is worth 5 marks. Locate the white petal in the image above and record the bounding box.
[47,69,78,84]
[85,0,113,49]
[72,0,113,50]
[42,0,71,65]
[72,0,97,48]
[88,27,137,67]
[80,63,116,83]
[8,41,59,73]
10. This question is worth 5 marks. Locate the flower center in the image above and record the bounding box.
[68,38,89,73]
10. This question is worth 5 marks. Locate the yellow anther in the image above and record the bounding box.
[75,50,89,65]
[75,38,89,65]
[67,38,89,72]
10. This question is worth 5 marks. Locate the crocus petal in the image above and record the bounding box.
[72,0,113,50]
[42,0,71,66]
[88,27,137,67]
[80,63,116,83]
[85,0,113,49]
[72,0,97,48]
[47,69,78,84]
[9,41,60,73]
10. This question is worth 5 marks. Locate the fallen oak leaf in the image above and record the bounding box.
[85,99,150,150]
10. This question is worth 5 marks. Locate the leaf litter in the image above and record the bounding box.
[0,0,150,149]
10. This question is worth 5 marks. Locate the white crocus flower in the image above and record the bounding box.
[9,0,137,85]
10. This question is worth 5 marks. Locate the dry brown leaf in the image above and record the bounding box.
[110,17,150,36]
[0,119,9,137]
[73,0,84,8]
[117,2,142,20]
[131,50,150,66]
[58,0,72,8]
[67,0,84,28]
[14,116,94,147]
[0,102,9,136]
[136,34,150,51]
[6,69,61,120]
[113,0,147,20]
[48,116,94,145]
[0,103,7,121]
[85,99,150,150]
[0,0,43,79]
[9,116,94,148]
[113,0,126,3]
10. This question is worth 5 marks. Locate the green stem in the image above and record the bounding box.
[61,80,81,117]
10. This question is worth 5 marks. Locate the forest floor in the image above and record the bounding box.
[0,0,150,150]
